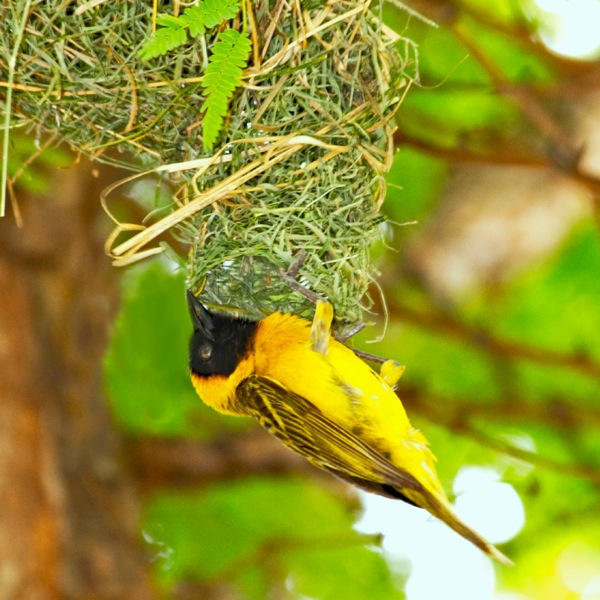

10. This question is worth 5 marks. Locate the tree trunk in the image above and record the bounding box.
[0,163,155,599]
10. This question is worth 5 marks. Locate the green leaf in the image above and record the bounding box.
[485,224,600,356]
[138,26,188,61]
[398,88,520,148]
[3,134,72,194]
[179,7,207,37]
[138,0,241,60]
[155,14,186,29]
[285,543,404,600]
[197,0,240,29]
[201,29,251,149]
[383,148,449,224]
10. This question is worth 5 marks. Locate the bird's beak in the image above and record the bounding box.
[186,290,214,338]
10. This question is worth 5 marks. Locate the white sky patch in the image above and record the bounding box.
[354,466,525,599]
[454,467,526,544]
[526,0,600,59]
[582,574,600,600]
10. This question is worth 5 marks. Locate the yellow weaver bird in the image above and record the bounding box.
[187,291,512,565]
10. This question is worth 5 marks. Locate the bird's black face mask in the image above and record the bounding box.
[187,290,257,376]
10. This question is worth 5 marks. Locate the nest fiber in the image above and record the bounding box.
[1,0,413,327]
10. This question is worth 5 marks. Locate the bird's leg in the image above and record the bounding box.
[280,253,333,355]
[279,250,325,305]
[310,300,334,355]
[337,321,365,342]
[285,249,308,279]
[338,324,401,368]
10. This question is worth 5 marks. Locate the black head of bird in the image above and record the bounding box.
[187,290,256,377]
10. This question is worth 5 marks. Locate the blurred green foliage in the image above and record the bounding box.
[4,134,71,194]
[104,263,203,436]
[383,148,448,224]
[487,226,600,357]
[104,262,247,438]
[96,0,600,598]
[145,477,402,599]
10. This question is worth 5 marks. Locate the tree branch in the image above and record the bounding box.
[128,428,343,493]
[398,386,600,483]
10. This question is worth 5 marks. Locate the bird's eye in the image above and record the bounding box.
[199,343,212,361]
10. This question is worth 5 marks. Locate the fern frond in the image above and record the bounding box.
[181,0,240,35]
[201,29,251,149]
[178,7,208,37]
[155,14,186,29]
[139,0,241,60]
[138,22,187,60]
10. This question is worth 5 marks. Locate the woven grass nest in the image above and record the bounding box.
[2,0,415,329]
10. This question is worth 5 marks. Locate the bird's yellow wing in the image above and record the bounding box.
[236,374,425,502]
